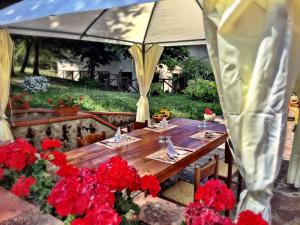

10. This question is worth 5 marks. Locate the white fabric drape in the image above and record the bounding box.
[203,1,300,223]
[0,29,14,145]
[129,44,163,124]
[287,75,300,188]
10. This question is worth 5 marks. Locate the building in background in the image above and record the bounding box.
[56,45,209,92]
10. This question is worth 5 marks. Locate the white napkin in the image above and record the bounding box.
[167,138,178,158]
[114,127,122,142]
[160,117,168,128]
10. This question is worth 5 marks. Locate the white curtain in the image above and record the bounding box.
[129,44,164,124]
[287,75,300,187]
[0,29,14,145]
[203,1,300,223]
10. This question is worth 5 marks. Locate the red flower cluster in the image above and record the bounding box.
[11,176,36,197]
[185,202,233,225]
[0,138,37,171]
[71,205,121,225]
[141,175,161,197]
[185,179,268,225]
[48,156,160,225]
[41,138,62,151]
[48,168,115,217]
[236,210,268,225]
[195,179,235,212]
[9,93,31,110]
[204,108,214,115]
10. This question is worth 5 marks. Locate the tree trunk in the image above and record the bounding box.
[20,38,33,74]
[89,58,95,79]
[33,38,40,75]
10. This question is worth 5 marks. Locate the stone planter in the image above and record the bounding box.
[52,105,80,116]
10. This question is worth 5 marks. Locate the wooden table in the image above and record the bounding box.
[66,118,228,182]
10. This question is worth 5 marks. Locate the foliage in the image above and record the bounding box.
[22,76,49,93]
[11,75,222,120]
[160,46,190,62]
[47,95,84,107]
[184,79,219,102]
[150,82,164,96]
[79,77,100,88]
[9,93,31,109]
[183,179,268,225]
[181,57,214,81]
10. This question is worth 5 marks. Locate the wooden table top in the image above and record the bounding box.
[66,118,228,182]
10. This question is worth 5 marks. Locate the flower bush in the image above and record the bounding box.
[22,76,49,93]
[183,179,268,225]
[48,95,84,108]
[0,138,160,225]
[9,93,32,110]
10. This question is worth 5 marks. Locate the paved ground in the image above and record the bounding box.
[161,118,300,225]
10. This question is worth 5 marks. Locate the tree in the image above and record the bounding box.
[32,38,40,75]
[20,37,33,73]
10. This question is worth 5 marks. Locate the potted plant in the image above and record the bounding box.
[152,108,171,123]
[204,108,216,122]
[8,93,32,110]
[48,95,84,116]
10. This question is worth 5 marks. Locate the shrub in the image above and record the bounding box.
[22,76,49,93]
[184,79,219,102]
[79,77,99,88]
[150,82,164,96]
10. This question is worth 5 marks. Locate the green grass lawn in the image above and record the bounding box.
[10,74,222,120]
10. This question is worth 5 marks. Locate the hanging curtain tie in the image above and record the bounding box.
[0,114,8,121]
[136,96,149,106]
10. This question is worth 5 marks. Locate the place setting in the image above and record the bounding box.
[145,117,178,133]
[190,129,225,141]
[96,127,141,149]
[146,136,193,164]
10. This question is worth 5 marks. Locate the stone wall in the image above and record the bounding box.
[12,117,115,151]
[89,112,136,127]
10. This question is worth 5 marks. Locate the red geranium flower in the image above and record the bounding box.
[141,175,161,197]
[185,202,234,225]
[56,164,80,178]
[0,168,4,180]
[204,108,213,115]
[85,205,122,225]
[51,151,67,167]
[236,210,268,225]
[41,138,62,151]
[195,179,235,212]
[47,98,52,104]
[0,138,37,171]
[11,176,36,198]
[97,156,142,191]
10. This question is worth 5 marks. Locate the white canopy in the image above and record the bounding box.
[0,0,205,46]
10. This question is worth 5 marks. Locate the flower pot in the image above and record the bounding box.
[52,105,80,116]
[204,113,216,122]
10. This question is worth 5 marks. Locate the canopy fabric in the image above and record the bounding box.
[0,0,205,46]
[203,0,300,223]
[129,44,163,123]
[288,76,300,188]
[0,29,14,145]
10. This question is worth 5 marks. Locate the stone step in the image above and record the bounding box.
[0,188,63,225]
